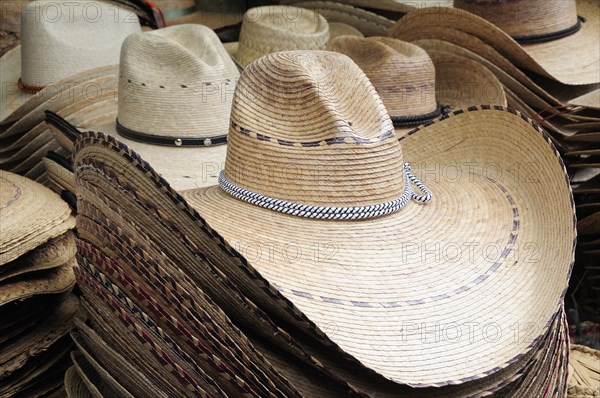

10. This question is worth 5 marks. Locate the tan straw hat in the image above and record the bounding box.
[279,1,394,35]
[178,50,575,386]
[327,36,506,133]
[0,171,74,265]
[0,1,140,124]
[224,6,330,68]
[390,0,600,86]
[49,24,239,192]
[570,89,600,110]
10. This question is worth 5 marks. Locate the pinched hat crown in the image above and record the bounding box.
[454,0,580,43]
[222,51,431,217]
[117,24,240,145]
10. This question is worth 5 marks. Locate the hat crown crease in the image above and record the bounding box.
[454,0,579,40]
[20,0,140,87]
[328,36,438,121]
[117,25,239,140]
[223,51,409,209]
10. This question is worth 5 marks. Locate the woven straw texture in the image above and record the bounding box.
[327,36,506,132]
[177,51,576,386]
[234,6,329,68]
[390,0,599,85]
[568,345,600,397]
[117,24,239,139]
[281,1,394,35]
[0,171,74,265]
[0,231,75,282]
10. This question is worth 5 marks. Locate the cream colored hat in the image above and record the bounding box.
[0,0,140,125]
[327,36,506,133]
[49,24,240,192]
[224,6,330,69]
[390,0,600,86]
[178,51,575,386]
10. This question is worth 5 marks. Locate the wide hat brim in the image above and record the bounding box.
[182,107,576,386]
[70,109,227,192]
[389,0,600,85]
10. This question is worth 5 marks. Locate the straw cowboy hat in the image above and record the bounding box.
[389,0,600,86]
[176,50,575,386]
[0,0,141,125]
[52,24,239,191]
[327,36,506,134]
[224,6,330,68]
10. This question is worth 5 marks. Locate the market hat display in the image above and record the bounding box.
[224,5,330,68]
[327,36,507,131]
[0,0,140,125]
[71,50,577,394]
[389,0,600,86]
[47,24,239,192]
[0,170,78,396]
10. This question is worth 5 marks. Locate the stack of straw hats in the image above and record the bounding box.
[0,170,77,396]
[389,0,600,340]
[70,51,576,396]
[0,0,140,184]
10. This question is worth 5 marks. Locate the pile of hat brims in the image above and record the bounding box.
[0,170,77,397]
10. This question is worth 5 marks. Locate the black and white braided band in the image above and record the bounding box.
[218,163,431,220]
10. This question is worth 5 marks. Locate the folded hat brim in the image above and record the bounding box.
[390,0,600,85]
[0,171,75,265]
[182,107,575,386]
[569,88,600,109]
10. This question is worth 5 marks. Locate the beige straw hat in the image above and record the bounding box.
[390,0,600,86]
[0,231,75,283]
[224,6,330,69]
[50,24,239,192]
[0,1,140,125]
[327,36,506,134]
[279,1,394,35]
[177,50,575,386]
[0,171,74,266]
[294,0,453,13]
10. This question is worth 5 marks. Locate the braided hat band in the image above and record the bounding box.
[219,162,431,220]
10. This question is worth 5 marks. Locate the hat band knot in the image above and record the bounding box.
[512,16,584,44]
[116,120,227,147]
[218,162,431,220]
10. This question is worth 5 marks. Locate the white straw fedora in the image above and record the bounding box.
[389,0,600,86]
[223,6,330,69]
[180,50,575,386]
[327,36,506,134]
[52,24,240,191]
[0,0,141,125]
